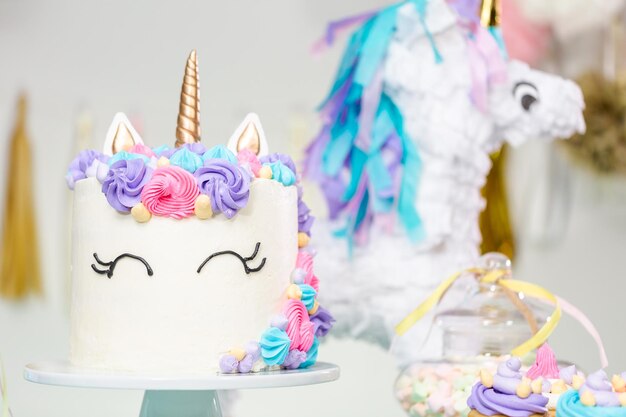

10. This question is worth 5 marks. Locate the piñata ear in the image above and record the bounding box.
[103,112,144,156]
[227,113,269,157]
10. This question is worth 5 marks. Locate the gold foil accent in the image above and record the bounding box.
[0,94,43,299]
[479,146,515,260]
[175,49,201,147]
[479,0,500,28]
[237,122,261,155]
[112,122,136,154]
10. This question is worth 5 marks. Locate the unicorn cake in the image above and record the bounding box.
[65,50,333,373]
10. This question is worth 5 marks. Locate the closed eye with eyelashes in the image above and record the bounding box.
[197,242,266,275]
[91,253,154,278]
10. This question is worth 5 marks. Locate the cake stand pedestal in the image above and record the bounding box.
[24,360,339,417]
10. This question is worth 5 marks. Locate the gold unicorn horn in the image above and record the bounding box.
[175,49,201,147]
[479,0,500,28]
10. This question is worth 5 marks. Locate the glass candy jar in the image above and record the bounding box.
[394,253,553,417]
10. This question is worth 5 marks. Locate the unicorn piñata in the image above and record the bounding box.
[305,0,585,364]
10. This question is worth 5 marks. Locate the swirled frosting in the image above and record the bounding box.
[468,358,548,417]
[299,284,317,311]
[102,159,153,213]
[295,251,319,291]
[282,349,307,370]
[265,161,296,186]
[298,194,314,236]
[128,144,156,158]
[141,166,199,219]
[527,344,560,380]
[66,149,109,189]
[194,159,250,218]
[260,153,297,175]
[162,143,206,158]
[108,150,150,166]
[284,299,315,352]
[310,305,335,337]
[259,327,291,366]
[169,147,203,173]
[558,390,626,417]
[203,145,238,165]
[468,383,548,417]
[495,358,525,395]
[219,354,239,373]
[299,337,319,369]
[237,149,262,176]
[581,371,622,407]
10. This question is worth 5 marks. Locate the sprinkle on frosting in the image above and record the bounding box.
[194,159,250,219]
[141,165,199,219]
[102,159,153,213]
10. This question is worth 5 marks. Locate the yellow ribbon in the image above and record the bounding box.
[394,268,562,358]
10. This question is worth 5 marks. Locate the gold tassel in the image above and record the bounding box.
[0,94,42,299]
[479,146,515,260]
[479,0,501,28]
[175,50,201,147]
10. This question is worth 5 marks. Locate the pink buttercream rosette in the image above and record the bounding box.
[141,165,199,219]
[284,299,315,352]
[237,149,262,177]
[296,250,319,292]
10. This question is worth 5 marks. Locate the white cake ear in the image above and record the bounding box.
[227,113,269,157]
[102,112,144,156]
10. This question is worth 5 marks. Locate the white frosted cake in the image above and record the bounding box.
[65,51,332,374]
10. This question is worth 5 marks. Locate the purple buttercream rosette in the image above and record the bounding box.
[260,153,297,176]
[66,149,109,189]
[297,186,314,236]
[101,159,153,213]
[310,305,335,337]
[194,159,250,219]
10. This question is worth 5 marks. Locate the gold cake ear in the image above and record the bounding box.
[102,112,144,156]
[227,113,269,157]
[175,49,201,147]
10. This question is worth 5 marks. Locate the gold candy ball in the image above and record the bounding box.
[297,232,310,248]
[131,203,152,223]
[194,195,213,219]
[286,284,302,300]
[308,301,320,315]
[259,166,273,179]
[228,348,247,362]
[157,156,170,167]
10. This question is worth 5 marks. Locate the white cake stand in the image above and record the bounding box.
[24,361,340,417]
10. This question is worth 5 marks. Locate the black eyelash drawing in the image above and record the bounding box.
[91,253,154,278]
[197,242,267,275]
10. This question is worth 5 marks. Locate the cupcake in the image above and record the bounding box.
[557,370,626,417]
[525,344,586,417]
[467,357,549,417]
